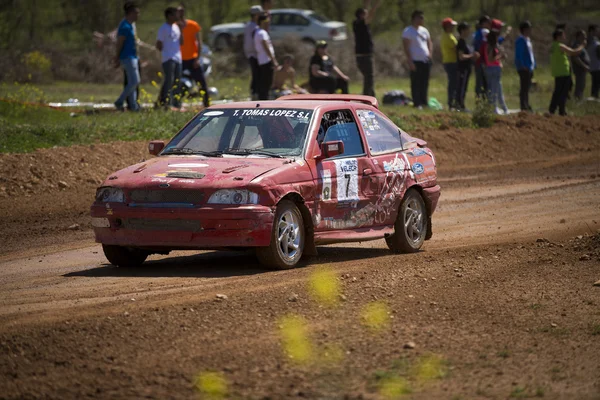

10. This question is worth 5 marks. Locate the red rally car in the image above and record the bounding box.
[91,95,441,269]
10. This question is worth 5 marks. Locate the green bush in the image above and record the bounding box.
[22,51,52,83]
[472,97,495,128]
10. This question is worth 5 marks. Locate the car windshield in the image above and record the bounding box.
[162,108,314,158]
[308,12,330,23]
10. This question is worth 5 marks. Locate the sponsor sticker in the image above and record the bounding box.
[412,163,425,174]
[168,163,209,168]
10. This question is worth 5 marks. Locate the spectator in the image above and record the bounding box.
[571,30,590,101]
[441,17,458,109]
[550,29,585,116]
[244,6,264,100]
[156,7,183,108]
[472,15,491,98]
[514,20,535,111]
[254,13,277,100]
[402,10,432,108]
[113,2,141,112]
[177,4,209,108]
[309,40,350,94]
[455,21,479,111]
[272,54,307,97]
[353,0,380,97]
[588,24,600,98]
[482,30,508,114]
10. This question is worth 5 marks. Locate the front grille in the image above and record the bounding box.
[128,190,204,204]
[123,218,202,232]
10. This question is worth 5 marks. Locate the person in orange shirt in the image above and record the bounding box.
[177,4,209,107]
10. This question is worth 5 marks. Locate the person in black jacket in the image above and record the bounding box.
[309,41,350,94]
[353,0,380,96]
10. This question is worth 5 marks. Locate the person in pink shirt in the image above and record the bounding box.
[481,30,508,114]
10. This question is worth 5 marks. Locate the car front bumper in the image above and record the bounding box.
[90,203,274,249]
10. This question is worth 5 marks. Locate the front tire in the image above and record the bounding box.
[102,245,148,268]
[386,189,428,253]
[256,200,305,269]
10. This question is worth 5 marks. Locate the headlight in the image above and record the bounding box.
[95,187,125,203]
[207,189,259,205]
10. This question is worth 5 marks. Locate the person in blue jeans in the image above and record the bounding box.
[113,2,141,112]
[482,31,508,114]
[514,21,536,111]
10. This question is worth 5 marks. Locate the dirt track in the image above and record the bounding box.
[1,113,599,399]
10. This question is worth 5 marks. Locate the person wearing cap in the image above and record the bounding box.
[588,24,600,99]
[514,21,536,111]
[254,13,277,100]
[244,5,264,100]
[177,4,209,108]
[353,0,380,97]
[549,29,586,116]
[455,21,479,111]
[472,15,491,98]
[441,17,458,109]
[402,10,433,108]
[309,41,349,94]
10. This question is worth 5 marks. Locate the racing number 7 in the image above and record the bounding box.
[344,174,351,197]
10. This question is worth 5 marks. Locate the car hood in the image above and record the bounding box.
[210,22,245,32]
[102,156,290,190]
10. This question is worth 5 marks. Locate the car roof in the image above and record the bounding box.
[209,99,377,111]
[271,9,314,14]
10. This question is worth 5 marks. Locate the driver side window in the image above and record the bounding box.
[318,110,364,158]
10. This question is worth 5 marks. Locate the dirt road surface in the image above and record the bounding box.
[1,113,599,399]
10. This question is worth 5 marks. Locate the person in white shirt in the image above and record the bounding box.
[254,14,278,100]
[156,6,183,108]
[402,10,433,108]
[243,5,264,100]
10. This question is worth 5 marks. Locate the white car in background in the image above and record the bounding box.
[209,8,347,50]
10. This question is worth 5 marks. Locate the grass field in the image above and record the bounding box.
[1,69,598,154]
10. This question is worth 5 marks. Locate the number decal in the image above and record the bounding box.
[334,159,359,201]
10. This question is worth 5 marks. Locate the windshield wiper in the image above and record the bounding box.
[162,148,223,157]
[222,148,285,158]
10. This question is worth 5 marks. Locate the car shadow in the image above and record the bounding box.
[63,246,398,279]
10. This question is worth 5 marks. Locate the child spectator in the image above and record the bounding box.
[472,15,491,98]
[271,54,307,97]
[482,30,508,114]
[441,17,458,109]
[514,21,535,111]
[550,29,585,115]
[455,22,479,111]
[571,30,590,100]
[402,10,432,108]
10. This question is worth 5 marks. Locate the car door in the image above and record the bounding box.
[355,109,409,226]
[311,109,373,230]
[268,12,288,41]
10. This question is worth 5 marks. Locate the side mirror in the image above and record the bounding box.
[318,140,345,159]
[148,140,165,156]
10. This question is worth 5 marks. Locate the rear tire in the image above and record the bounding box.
[102,245,148,268]
[256,200,305,269]
[385,189,428,253]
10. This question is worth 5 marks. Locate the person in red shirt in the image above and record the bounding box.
[177,4,209,107]
[481,30,508,114]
